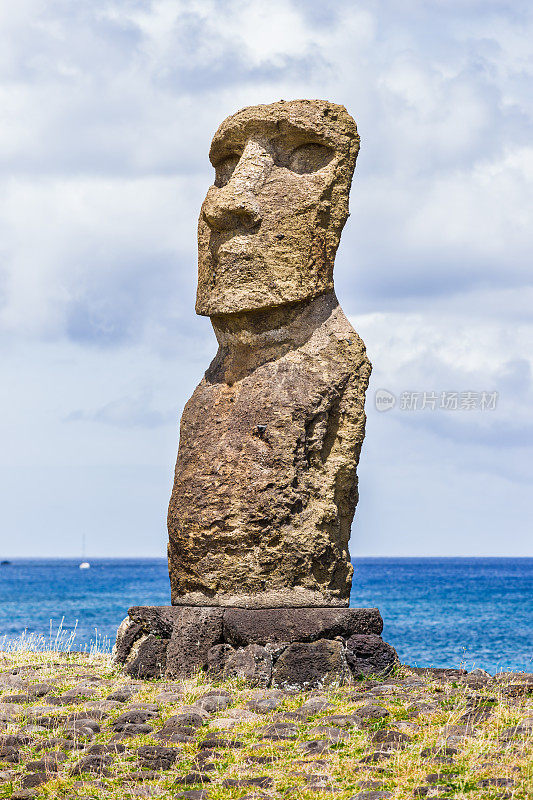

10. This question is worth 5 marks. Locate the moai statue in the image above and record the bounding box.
[114,101,398,684]
[167,99,371,608]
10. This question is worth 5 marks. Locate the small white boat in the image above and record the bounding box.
[79,534,90,569]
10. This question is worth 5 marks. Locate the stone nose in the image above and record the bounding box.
[203,140,269,232]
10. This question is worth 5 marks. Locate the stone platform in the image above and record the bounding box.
[113,606,399,690]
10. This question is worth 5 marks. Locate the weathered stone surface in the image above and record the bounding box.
[166,607,224,677]
[207,644,235,677]
[112,618,144,665]
[124,635,168,679]
[224,645,272,687]
[345,634,399,678]
[224,607,382,645]
[167,99,370,609]
[272,638,348,690]
[128,606,180,637]
[196,100,359,315]
[112,606,396,688]
[137,745,179,770]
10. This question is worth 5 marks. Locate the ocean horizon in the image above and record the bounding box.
[0,557,531,675]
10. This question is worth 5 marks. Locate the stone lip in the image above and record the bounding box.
[170,589,351,609]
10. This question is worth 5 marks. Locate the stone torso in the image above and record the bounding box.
[168,295,370,607]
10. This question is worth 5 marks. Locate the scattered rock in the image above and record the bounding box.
[305,774,334,789]
[67,709,106,721]
[372,729,410,748]
[137,744,180,770]
[322,714,359,727]
[360,751,393,763]
[34,737,82,752]
[161,712,204,730]
[199,737,242,749]
[405,666,466,681]
[65,717,101,736]
[2,694,33,704]
[0,746,19,763]
[307,725,347,741]
[196,694,231,713]
[107,685,137,702]
[26,683,53,698]
[300,698,335,715]
[24,757,61,772]
[174,773,212,785]
[113,723,154,738]
[87,743,126,754]
[300,739,331,754]
[70,754,112,775]
[425,772,459,784]
[246,697,281,713]
[60,684,97,701]
[222,777,273,788]
[420,745,458,758]
[113,709,158,730]
[357,783,386,791]
[25,714,66,730]
[355,704,390,723]
[155,691,183,704]
[155,720,195,743]
[85,699,122,712]
[260,722,299,740]
[21,773,50,789]
[501,684,533,697]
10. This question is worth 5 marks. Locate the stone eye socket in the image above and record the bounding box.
[286,142,333,174]
[214,155,240,188]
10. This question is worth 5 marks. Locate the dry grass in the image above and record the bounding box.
[0,650,531,799]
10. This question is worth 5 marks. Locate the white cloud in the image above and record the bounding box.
[0,0,531,555]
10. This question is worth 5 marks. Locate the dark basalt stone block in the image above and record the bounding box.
[124,634,168,679]
[166,607,224,677]
[272,639,348,690]
[223,644,272,687]
[128,606,180,637]
[345,634,399,678]
[223,607,383,646]
[114,605,394,689]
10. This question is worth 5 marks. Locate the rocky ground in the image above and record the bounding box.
[0,652,531,800]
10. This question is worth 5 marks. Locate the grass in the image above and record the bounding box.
[0,646,531,799]
[0,621,111,658]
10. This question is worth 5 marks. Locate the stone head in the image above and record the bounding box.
[196,99,359,317]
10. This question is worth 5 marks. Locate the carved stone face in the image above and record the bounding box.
[196,99,359,317]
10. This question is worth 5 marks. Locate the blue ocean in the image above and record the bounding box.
[0,558,531,675]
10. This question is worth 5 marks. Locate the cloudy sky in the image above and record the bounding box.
[1,0,531,558]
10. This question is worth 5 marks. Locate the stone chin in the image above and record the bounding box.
[196,281,334,317]
[195,232,335,316]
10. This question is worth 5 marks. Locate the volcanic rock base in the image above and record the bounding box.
[113,606,399,690]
